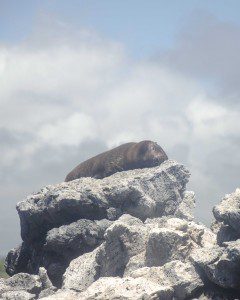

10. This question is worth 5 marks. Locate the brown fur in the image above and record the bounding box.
[65,140,168,182]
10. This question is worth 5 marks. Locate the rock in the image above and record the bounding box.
[38,287,57,298]
[40,289,79,300]
[0,281,8,298]
[0,269,56,299]
[190,245,223,268]
[145,217,217,248]
[5,241,65,288]
[145,228,192,266]
[213,188,240,235]
[79,277,174,300]
[63,213,213,294]
[130,260,203,299]
[0,273,42,296]
[174,190,195,221]
[186,221,217,248]
[123,252,146,276]
[38,267,54,290]
[63,214,148,291]
[162,261,203,299]
[144,216,216,267]
[44,262,66,288]
[211,221,239,245]
[1,290,35,300]
[17,160,189,242]
[7,157,240,299]
[4,243,30,276]
[6,160,190,288]
[40,218,112,286]
[192,285,240,300]
[190,240,240,289]
[5,241,49,279]
[63,244,102,292]
[44,219,112,259]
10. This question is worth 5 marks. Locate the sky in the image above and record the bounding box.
[1,0,240,255]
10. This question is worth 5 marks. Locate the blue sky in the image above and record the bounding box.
[1,1,240,254]
[1,0,240,57]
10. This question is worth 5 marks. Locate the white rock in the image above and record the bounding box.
[145,227,192,266]
[175,190,195,221]
[40,289,79,300]
[0,273,42,297]
[63,245,102,292]
[38,267,54,290]
[79,277,173,300]
[145,216,217,248]
[213,188,240,234]
[1,290,35,300]
[63,214,148,291]
[17,160,189,242]
[130,260,203,299]
[190,240,240,289]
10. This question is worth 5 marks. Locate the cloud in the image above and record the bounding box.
[159,12,240,102]
[1,14,240,253]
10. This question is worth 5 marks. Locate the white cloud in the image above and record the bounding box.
[1,16,240,253]
[1,20,239,182]
[0,31,203,154]
[38,112,96,146]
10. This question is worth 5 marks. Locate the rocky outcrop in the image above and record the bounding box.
[2,159,240,299]
[17,160,189,242]
[6,160,191,287]
[78,277,174,300]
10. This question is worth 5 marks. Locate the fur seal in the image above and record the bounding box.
[65,140,168,182]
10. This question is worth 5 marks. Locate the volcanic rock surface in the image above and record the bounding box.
[1,159,240,299]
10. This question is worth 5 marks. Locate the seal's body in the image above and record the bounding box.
[65,140,168,182]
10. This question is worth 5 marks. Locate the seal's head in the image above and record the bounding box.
[136,140,168,168]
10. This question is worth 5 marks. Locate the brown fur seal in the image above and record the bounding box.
[65,140,168,182]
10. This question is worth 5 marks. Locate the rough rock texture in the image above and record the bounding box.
[130,260,203,299]
[62,214,211,298]
[6,160,190,287]
[38,268,54,290]
[191,240,240,289]
[0,268,57,300]
[17,160,189,242]
[38,287,57,299]
[213,188,240,236]
[4,159,240,299]
[63,214,148,291]
[211,221,239,245]
[78,277,174,300]
[1,290,36,300]
[0,273,42,299]
[40,290,79,300]
[0,273,42,295]
[4,243,30,276]
[37,267,57,298]
[44,218,112,259]
[175,190,196,221]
